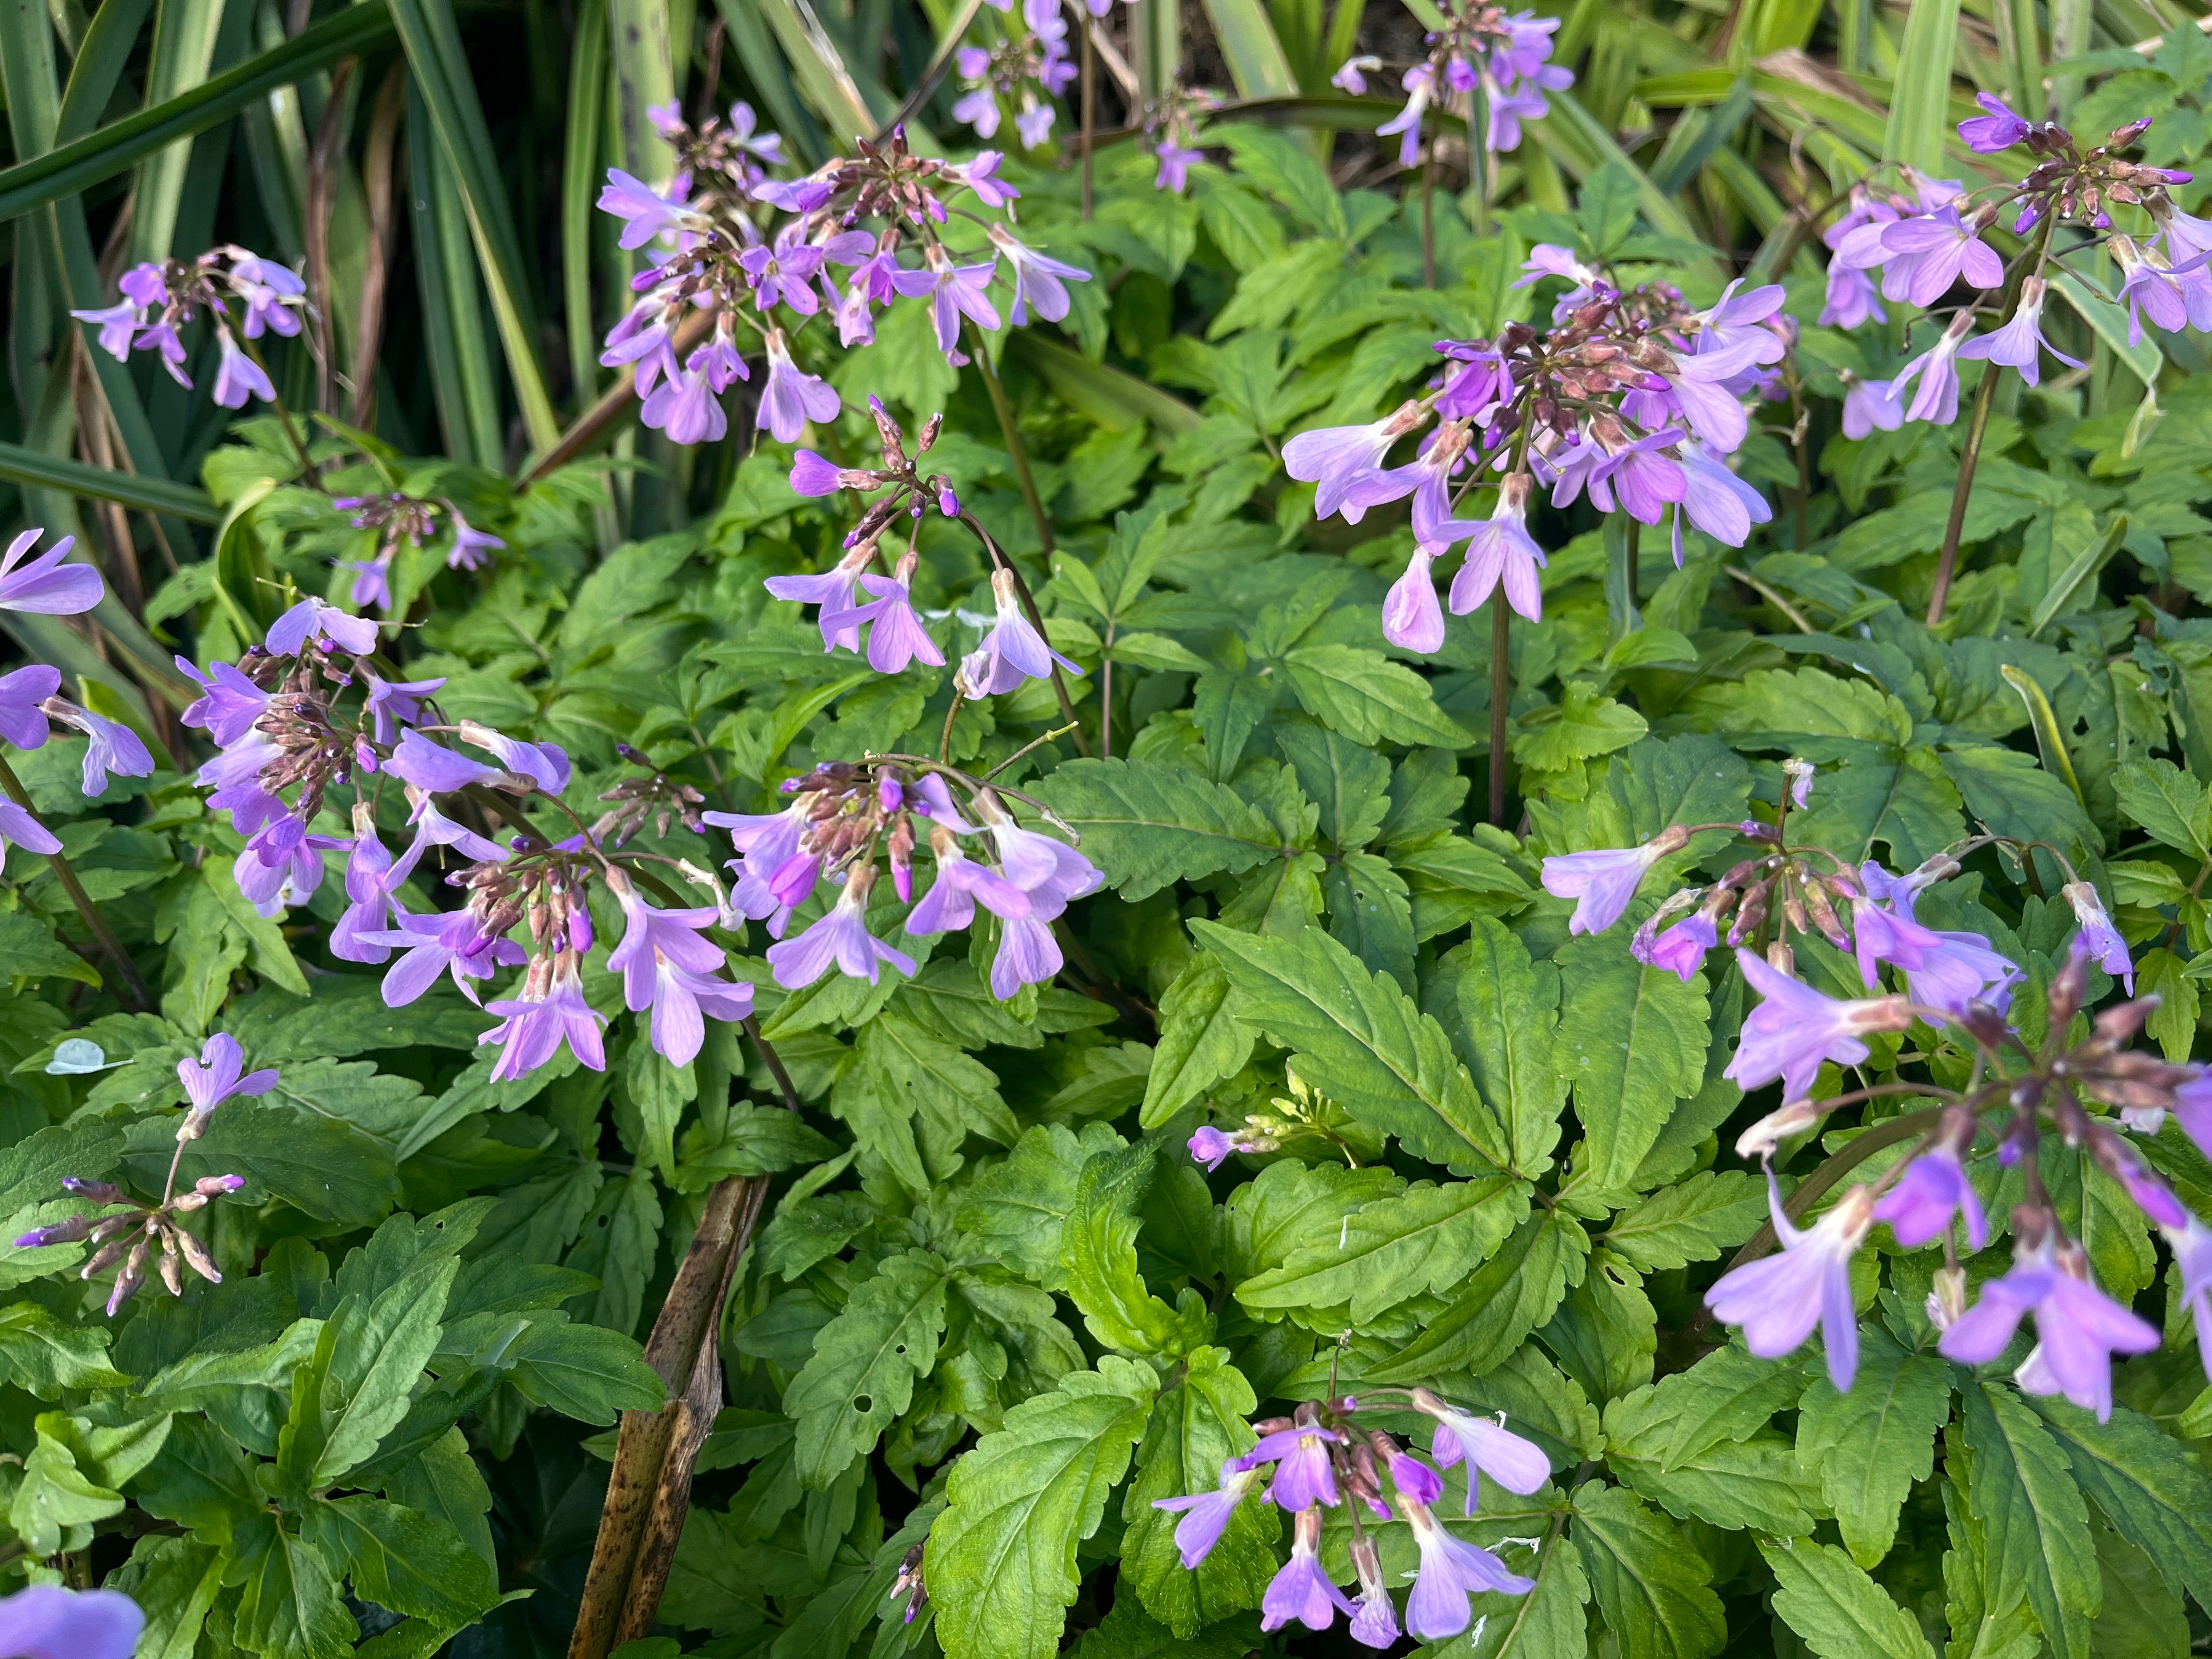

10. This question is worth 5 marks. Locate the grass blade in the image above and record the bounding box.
[1880,0,1959,173]
[1003,334,1199,441]
[57,0,154,142]
[741,0,889,142]
[407,82,504,467]
[0,438,219,521]
[565,0,610,401]
[1200,0,1299,98]
[608,0,678,179]
[128,0,228,266]
[709,0,828,163]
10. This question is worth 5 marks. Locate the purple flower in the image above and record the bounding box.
[1240,1423,1340,1510]
[2113,234,2196,345]
[210,329,275,409]
[2062,881,2133,993]
[1872,1142,1985,1249]
[1188,1125,1241,1170]
[1150,1458,1266,1567]
[1383,1444,1443,1508]
[1635,909,1718,982]
[364,906,523,1005]
[1957,278,2080,390]
[602,297,682,394]
[1940,1238,2159,1420]
[0,529,100,615]
[1703,1176,1874,1390]
[1403,1498,1534,1640]
[448,513,504,571]
[1153,141,1203,193]
[342,549,394,612]
[1540,825,1686,935]
[331,808,422,963]
[987,225,1090,325]
[1383,546,1446,653]
[402,787,510,865]
[961,568,1084,696]
[480,954,607,1081]
[362,672,443,746]
[953,150,1019,208]
[1959,92,2031,153]
[605,874,754,1065]
[1262,1506,1356,1634]
[906,838,1030,934]
[1347,1535,1398,1649]
[1283,402,1426,521]
[1655,349,1753,452]
[823,550,946,673]
[1517,243,1603,313]
[1819,261,1886,329]
[0,799,61,871]
[740,229,828,315]
[1416,1390,1549,1515]
[456,720,571,793]
[1694,280,1787,365]
[234,828,346,917]
[71,298,143,361]
[1725,947,1911,1103]
[990,912,1063,997]
[177,1032,279,1135]
[789,450,851,495]
[0,664,59,749]
[979,798,1101,917]
[2168,1218,2212,1378]
[47,703,155,797]
[640,359,727,446]
[760,328,839,442]
[389,730,503,795]
[266,596,379,657]
[1877,206,2004,306]
[1376,65,1434,168]
[706,799,810,929]
[1677,442,1772,552]
[891,245,1001,357]
[598,168,694,249]
[1447,473,1548,622]
[1331,54,1378,94]
[766,543,876,654]
[0,1585,144,1659]
[1014,100,1056,149]
[1342,420,1474,549]
[1841,375,1904,440]
[765,865,917,989]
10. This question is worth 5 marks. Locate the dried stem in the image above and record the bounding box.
[0,752,150,1009]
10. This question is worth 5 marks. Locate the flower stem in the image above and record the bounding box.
[967,324,1055,556]
[1080,19,1097,222]
[1924,363,2000,627]
[1421,114,1438,289]
[956,511,1092,756]
[1488,594,1511,827]
[0,752,150,1009]
[240,337,325,492]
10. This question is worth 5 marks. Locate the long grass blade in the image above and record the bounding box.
[708,0,828,163]
[128,0,228,265]
[1530,89,1717,277]
[0,439,219,521]
[407,83,504,467]
[565,0,611,402]
[1200,0,1299,99]
[741,0,889,142]
[57,0,154,141]
[608,0,678,179]
[1880,0,1959,173]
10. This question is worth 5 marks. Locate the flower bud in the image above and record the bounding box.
[1926,1265,1967,1330]
[1736,1099,1819,1161]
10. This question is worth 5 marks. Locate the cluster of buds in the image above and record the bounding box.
[1825,109,2210,433]
[1137,83,1219,193]
[332,492,506,611]
[1339,2,1571,164]
[1536,765,2208,1423]
[652,98,786,208]
[709,755,1099,998]
[16,1036,270,1315]
[1152,1389,1550,1645]
[952,0,1077,150]
[597,107,1086,444]
[593,745,710,845]
[70,245,307,409]
[1288,250,1780,651]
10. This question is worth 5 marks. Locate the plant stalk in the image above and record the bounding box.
[967,325,1055,555]
[1488,594,1510,827]
[1081,16,1096,221]
[0,752,149,1009]
[957,511,1092,755]
[1924,363,2000,627]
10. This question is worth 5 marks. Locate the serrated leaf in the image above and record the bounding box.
[1758,1537,1935,1659]
[0,1302,126,1394]
[1280,642,1471,746]
[1796,1329,1952,1566]
[1192,919,1508,1173]
[230,1509,356,1659]
[959,1124,1127,1292]
[1141,956,1254,1128]
[1060,1140,1186,1356]
[786,1248,948,1488]
[2025,1396,2212,1615]
[1602,1171,1767,1273]
[302,1497,499,1622]
[1119,1347,1274,1635]
[1570,1482,1727,1659]
[1555,933,1710,1199]
[1029,757,1286,900]
[1436,918,1568,1180]
[501,1320,665,1423]
[1236,1175,1526,1324]
[928,1357,1159,1659]
[2113,758,2211,860]
[1515,682,1650,772]
[1369,1207,1587,1382]
[1960,1381,2100,1659]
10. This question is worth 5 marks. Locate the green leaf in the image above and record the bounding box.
[1236,1175,1526,1324]
[9,1421,123,1556]
[1604,1381,1819,1535]
[1142,956,1254,1128]
[1881,0,1960,171]
[1458,1520,1593,1657]
[302,1497,499,1622]
[1960,1381,2101,1659]
[280,1252,455,1489]
[172,1098,398,1229]
[1368,1206,1587,1381]
[958,1124,1126,1293]
[1435,917,1570,1179]
[0,910,100,985]
[1192,919,1509,1173]
[785,1248,949,1488]
[1758,1537,1936,1659]
[1795,1329,1953,1567]
[230,1510,356,1659]
[113,1536,225,1659]
[928,1357,1159,1659]
[1275,720,1390,851]
[1280,642,1471,746]
[565,1166,662,1338]
[1119,1347,1275,1635]
[1602,1171,1767,1272]
[2025,1397,2212,1615]
[1029,758,1286,900]
[1059,1141,1186,1356]
[1569,1482,1728,1659]
[502,1321,665,1423]
[1515,682,1650,772]
[0,1303,126,1395]
[1555,933,1710,1199]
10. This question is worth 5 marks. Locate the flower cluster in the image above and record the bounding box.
[70,245,306,408]
[1137,83,1218,194]
[1540,786,2204,1423]
[709,756,1099,998]
[1287,253,1778,650]
[1343,2,1571,165]
[1152,1390,1549,1645]
[952,0,1076,150]
[597,109,1087,443]
[1825,109,2209,431]
[332,491,505,612]
[15,1034,263,1314]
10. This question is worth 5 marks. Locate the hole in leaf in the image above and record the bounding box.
[853,1394,873,1414]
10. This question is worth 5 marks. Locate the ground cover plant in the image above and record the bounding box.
[9,0,2212,1654]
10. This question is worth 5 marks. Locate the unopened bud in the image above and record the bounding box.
[1737,1099,1819,1161]
[61,1178,123,1204]
[1926,1265,1967,1330]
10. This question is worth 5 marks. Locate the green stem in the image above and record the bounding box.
[0,751,150,1009]
[1489,595,1510,827]
[1080,19,1096,222]
[238,335,325,491]
[1710,1105,1947,1285]
[967,324,1054,556]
